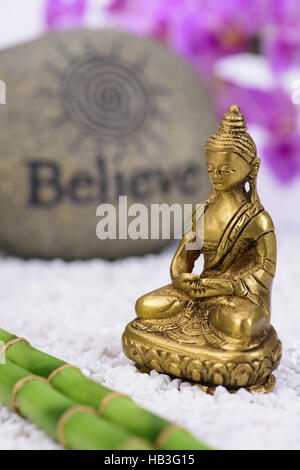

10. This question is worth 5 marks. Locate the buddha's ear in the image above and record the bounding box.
[248,157,260,182]
[248,157,262,206]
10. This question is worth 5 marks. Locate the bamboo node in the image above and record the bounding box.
[57,405,96,449]
[155,424,185,449]
[0,337,30,354]
[48,364,80,383]
[116,437,152,450]
[12,376,48,415]
[98,392,132,416]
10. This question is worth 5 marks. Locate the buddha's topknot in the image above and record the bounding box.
[205,105,257,164]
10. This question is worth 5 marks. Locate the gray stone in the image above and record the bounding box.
[0,29,215,259]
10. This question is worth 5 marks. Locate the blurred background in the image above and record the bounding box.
[0,0,300,236]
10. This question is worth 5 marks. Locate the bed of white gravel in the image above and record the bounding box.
[0,228,298,450]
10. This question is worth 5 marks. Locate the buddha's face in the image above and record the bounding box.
[206,148,250,192]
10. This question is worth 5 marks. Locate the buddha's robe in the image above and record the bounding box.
[135,201,276,351]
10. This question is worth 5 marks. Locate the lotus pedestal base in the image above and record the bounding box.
[122,321,282,394]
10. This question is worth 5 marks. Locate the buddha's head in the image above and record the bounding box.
[205,105,260,200]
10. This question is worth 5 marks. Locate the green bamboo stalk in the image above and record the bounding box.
[0,328,211,450]
[0,359,153,450]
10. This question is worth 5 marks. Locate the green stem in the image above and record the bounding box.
[0,359,153,450]
[0,328,211,450]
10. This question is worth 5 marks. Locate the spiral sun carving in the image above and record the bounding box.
[62,55,149,141]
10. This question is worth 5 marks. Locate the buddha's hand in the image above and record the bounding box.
[173,274,234,298]
[172,273,201,291]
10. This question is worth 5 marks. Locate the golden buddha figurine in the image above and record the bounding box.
[122,105,282,393]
